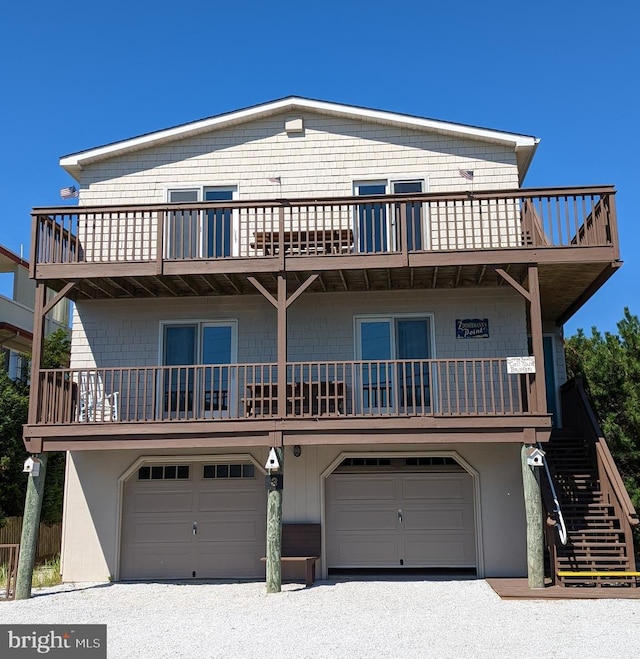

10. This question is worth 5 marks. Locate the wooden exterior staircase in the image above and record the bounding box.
[542,378,639,587]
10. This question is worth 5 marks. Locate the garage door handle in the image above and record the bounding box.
[193,522,197,536]
[398,509,403,523]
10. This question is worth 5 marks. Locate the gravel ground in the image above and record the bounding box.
[3,579,640,658]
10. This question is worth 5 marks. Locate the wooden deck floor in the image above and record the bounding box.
[487,578,640,599]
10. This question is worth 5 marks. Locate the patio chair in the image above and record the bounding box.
[78,371,119,422]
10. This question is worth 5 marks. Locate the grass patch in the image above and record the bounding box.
[32,555,62,588]
[0,555,62,590]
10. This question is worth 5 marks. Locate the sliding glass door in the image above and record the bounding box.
[166,187,237,259]
[355,180,426,253]
[204,189,234,258]
[357,316,432,413]
[162,322,236,418]
[356,183,388,253]
[392,181,425,251]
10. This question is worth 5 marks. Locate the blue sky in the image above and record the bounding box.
[1,0,638,336]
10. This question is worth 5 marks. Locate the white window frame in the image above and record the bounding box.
[166,185,239,258]
[354,313,436,413]
[354,313,436,360]
[352,176,429,252]
[158,319,239,418]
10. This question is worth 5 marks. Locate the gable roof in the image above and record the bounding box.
[60,96,540,182]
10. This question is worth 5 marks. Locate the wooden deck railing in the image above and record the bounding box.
[34,358,532,425]
[32,186,617,268]
[0,544,19,601]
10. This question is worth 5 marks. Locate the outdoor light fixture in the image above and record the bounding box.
[293,445,302,458]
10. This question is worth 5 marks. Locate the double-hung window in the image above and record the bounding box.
[166,187,237,259]
[355,315,434,414]
[354,179,427,253]
[161,321,237,419]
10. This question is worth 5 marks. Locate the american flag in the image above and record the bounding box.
[458,169,474,181]
[60,185,79,199]
[267,177,281,184]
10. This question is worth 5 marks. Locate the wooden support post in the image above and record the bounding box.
[495,266,547,415]
[528,266,547,414]
[28,284,46,425]
[266,439,284,594]
[521,444,544,589]
[277,274,287,417]
[15,453,49,600]
[156,209,165,275]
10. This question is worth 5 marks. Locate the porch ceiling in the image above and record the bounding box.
[45,259,617,325]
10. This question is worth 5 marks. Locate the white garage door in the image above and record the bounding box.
[326,464,476,569]
[120,461,266,580]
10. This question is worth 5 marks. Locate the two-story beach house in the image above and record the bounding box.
[24,98,637,587]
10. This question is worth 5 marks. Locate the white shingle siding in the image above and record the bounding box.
[70,289,526,369]
[72,112,522,261]
[77,112,519,205]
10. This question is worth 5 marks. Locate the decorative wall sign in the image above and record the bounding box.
[456,318,489,339]
[506,356,536,374]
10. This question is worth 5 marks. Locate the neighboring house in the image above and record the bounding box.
[0,245,68,380]
[23,97,637,587]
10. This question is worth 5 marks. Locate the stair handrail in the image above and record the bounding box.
[569,377,639,527]
[538,442,568,545]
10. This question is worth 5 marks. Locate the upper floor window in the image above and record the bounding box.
[354,179,426,253]
[166,186,237,259]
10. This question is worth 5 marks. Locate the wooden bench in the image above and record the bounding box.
[244,381,346,417]
[261,523,321,586]
[251,229,353,255]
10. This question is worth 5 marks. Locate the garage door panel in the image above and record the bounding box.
[197,519,263,543]
[404,536,475,565]
[401,476,470,501]
[120,546,194,580]
[331,476,396,500]
[330,539,399,566]
[196,549,265,578]
[329,509,398,532]
[129,490,193,514]
[403,506,474,531]
[198,489,261,512]
[127,520,193,544]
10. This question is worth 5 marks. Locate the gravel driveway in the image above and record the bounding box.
[3,579,639,658]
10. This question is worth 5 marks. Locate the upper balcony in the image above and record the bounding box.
[32,185,620,324]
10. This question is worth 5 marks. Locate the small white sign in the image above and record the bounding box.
[507,356,536,374]
[265,447,280,471]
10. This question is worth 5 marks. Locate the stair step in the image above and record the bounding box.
[564,541,627,547]
[557,560,632,567]
[566,524,620,531]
